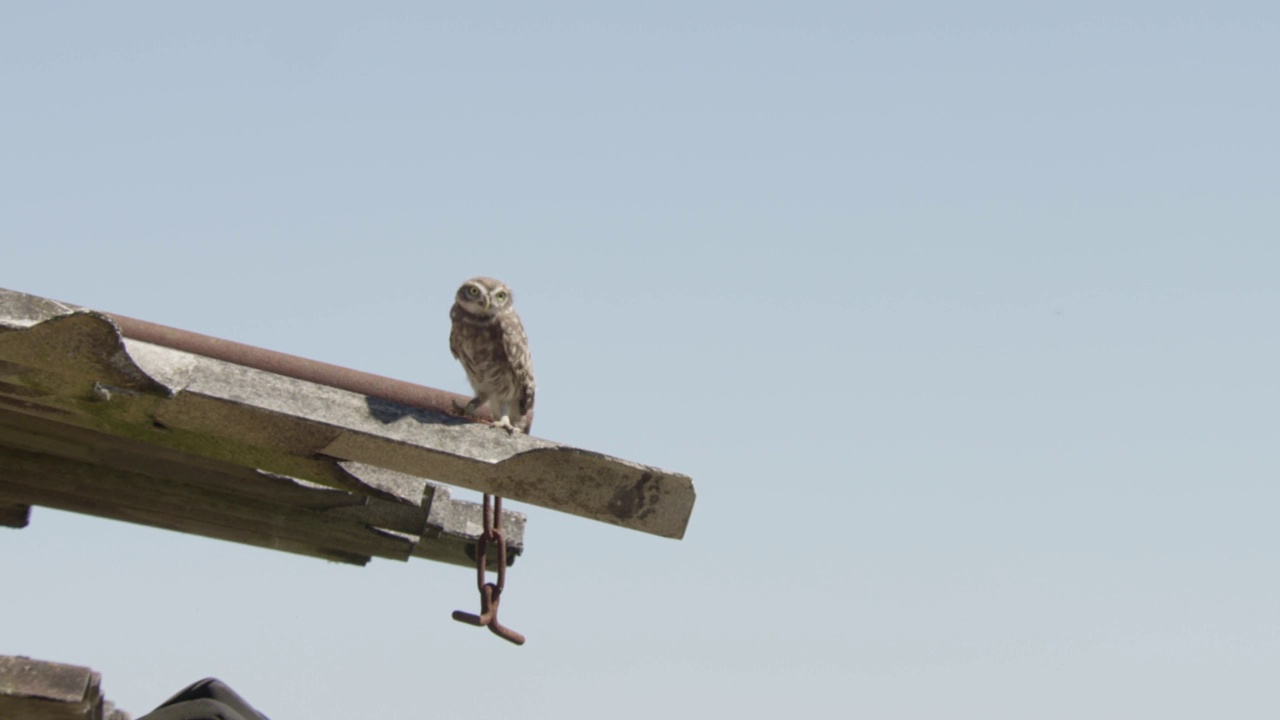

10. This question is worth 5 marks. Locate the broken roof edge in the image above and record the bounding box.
[0,409,526,568]
[0,286,696,539]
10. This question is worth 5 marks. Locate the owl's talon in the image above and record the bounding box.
[493,416,517,435]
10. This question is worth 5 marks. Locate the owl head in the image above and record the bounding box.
[455,276,514,316]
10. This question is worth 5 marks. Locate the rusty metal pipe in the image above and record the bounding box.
[104,312,496,424]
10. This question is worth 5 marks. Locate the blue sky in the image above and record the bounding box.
[3,3,1279,718]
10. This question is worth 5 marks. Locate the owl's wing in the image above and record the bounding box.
[448,307,463,360]
[502,316,536,421]
[500,316,533,375]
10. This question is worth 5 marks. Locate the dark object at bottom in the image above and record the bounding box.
[137,678,269,720]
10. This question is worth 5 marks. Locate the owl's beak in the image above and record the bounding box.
[482,298,491,311]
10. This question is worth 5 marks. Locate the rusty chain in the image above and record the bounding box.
[451,494,526,645]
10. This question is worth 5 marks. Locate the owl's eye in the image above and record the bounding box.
[466,286,481,297]
[494,291,508,303]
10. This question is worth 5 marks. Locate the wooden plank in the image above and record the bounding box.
[0,415,522,567]
[0,478,373,565]
[0,446,413,564]
[0,407,451,541]
[0,411,365,512]
[0,655,103,720]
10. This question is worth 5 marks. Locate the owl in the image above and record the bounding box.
[449,276,536,434]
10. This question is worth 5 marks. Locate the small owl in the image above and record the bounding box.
[449,276,536,434]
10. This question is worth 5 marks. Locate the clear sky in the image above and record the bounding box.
[3,2,1278,718]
